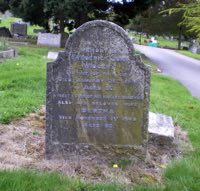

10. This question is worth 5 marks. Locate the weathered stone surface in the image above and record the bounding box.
[148,112,175,145]
[10,22,27,36]
[148,112,174,138]
[46,20,151,160]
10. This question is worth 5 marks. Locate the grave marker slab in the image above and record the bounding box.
[46,20,151,160]
[11,22,27,36]
[37,33,69,48]
[37,33,61,47]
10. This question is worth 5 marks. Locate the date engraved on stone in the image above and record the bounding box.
[83,123,113,129]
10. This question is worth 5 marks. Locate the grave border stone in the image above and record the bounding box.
[46,20,151,160]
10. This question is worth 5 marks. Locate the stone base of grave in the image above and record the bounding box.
[46,143,147,161]
[0,49,17,58]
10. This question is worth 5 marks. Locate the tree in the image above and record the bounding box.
[0,0,10,13]
[167,0,200,40]
[109,0,160,26]
[9,0,161,33]
[128,0,189,49]
[10,0,51,31]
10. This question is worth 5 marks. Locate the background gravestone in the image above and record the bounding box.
[37,33,69,48]
[11,22,27,37]
[46,20,151,160]
[0,27,12,38]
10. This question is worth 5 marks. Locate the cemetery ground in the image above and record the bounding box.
[0,44,199,191]
[0,16,42,36]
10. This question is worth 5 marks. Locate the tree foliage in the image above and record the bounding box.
[6,0,161,32]
[0,0,9,13]
[128,0,188,36]
[167,0,200,40]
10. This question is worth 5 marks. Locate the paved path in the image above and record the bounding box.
[134,44,200,99]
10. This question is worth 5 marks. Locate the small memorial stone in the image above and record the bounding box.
[46,20,151,160]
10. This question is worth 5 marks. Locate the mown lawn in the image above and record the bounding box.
[177,50,200,60]
[0,16,42,36]
[0,45,200,190]
[0,45,58,123]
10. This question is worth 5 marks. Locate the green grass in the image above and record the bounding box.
[0,46,200,190]
[0,17,43,36]
[0,45,60,123]
[0,170,126,191]
[177,50,200,60]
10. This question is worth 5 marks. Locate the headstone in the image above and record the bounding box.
[10,22,27,37]
[0,27,12,38]
[37,33,68,48]
[46,20,151,160]
[33,29,47,34]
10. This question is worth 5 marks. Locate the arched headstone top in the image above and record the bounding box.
[66,20,134,51]
[64,20,147,71]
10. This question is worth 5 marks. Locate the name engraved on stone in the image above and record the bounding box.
[83,85,113,91]
[80,47,118,54]
[81,108,115,114]
[81,63,113,70]
[72,54,129,63]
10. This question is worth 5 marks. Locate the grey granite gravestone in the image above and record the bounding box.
[11,22,27,36]
[37,33,69,48]
[37,33,61,47]
[46,20,151,160]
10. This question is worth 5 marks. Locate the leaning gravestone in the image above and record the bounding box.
[46,20,151,160]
